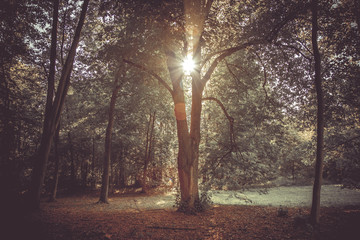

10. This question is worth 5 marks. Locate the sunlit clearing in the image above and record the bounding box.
[182,55,195,75]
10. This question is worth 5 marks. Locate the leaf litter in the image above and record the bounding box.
[5,186,360,239]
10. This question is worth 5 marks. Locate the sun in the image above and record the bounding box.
[182,54,195,75]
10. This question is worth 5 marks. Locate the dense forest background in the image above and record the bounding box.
[0,0,359,214]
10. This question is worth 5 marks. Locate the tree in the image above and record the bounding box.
[121,0,315,212]
[320,0,360,189]
[99,68,124,204]
[28,0,90,209]
[310,0,324,225]
[142,110,156,193]
[0,0,50,209]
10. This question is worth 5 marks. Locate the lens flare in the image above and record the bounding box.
[182,55,195,75]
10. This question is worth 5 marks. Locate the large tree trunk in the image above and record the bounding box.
[310,0,324,226]
[28,0,89,209]
[173,0,213,211]
[99,81,122,203]
[167,48,201,211]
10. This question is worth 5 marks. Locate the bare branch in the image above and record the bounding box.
[123,59,174,96]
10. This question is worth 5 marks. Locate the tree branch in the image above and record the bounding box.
[201,39,266,85]
[203,0,214,20]
[202,96,237,151]
[274,42,312,61]
[224,60,248,96]
[267,3,311,42]
[253,51,271,107]
[123,59,174,96]
[200,2,311,84]
[202,97,233,123]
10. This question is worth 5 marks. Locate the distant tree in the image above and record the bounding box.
[141,110,156,193]
[0,0,49,207]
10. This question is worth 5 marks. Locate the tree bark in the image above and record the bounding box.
[28,0,89,209]
[310,0,324,226]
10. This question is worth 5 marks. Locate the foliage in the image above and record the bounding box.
[1,0,360,206]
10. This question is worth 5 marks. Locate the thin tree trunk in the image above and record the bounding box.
[49,123,61,202]
[310,0,324,226]
[28,0,89,209]
[142,112,151,192]
[99,75,122,203]
[91,136,96,189]
[81,157,88,187]
[118,143,125,188]
[69,139,76,191]
[142,111,156,193]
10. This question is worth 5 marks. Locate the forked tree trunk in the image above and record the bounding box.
[122,0,213,211]
[28,0,59,209]
[167,48,202,210]
[28,0,89,209]
[310,0,324,225]
[174,0,212,211]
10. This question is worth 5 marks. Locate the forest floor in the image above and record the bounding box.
[4,185,360,240]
